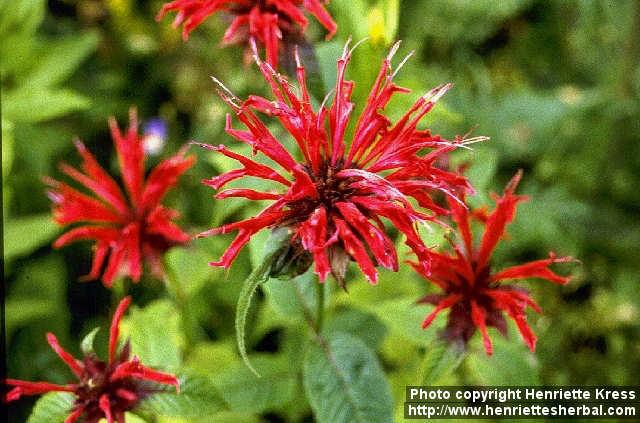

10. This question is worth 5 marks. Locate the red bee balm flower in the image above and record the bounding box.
[156,0,336,67]
[413,171,574,354]
[46,109,195,287]
[198,42,475,284]
[5,297,179,423]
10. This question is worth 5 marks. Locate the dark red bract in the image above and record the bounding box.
[413,171,574,354]
[198,41,476,284]
[46,109,195,287]
[5,297,179,423]
[156,0,337,67]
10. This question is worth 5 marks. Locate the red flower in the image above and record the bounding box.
[5,297,179,423]
[413,171,574,354]
[46,109,195,287]
[198,41,475,285]
[156,0,337,67]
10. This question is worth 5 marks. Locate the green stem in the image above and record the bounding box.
[316,280,325,333]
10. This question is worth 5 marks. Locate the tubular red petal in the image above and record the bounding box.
[142,150,195,211]
[109,296,132,365]
[64,407,85,423]
[111,357,180,392]
[421,294,463,329]
[5,380,75,402]
[476,171,528,269]
[470,300,493,355]
[46,333,84,378]
[335,201,397,271]
[333,217,378,284]
[491,253,574,285]
[99,394,114,423]
[110,110,144,208]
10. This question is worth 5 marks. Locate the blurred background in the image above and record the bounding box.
[3,0,639,421]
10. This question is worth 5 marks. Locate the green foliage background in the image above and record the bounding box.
[3,0,639,421]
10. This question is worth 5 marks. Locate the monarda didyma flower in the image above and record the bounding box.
[413,171,574,354]
[5,297,179,423]
[198,41,477,285]
[46,109,195,287]
[156,0,336,68]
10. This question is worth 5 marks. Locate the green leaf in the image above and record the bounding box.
[5,298,56,338]
[420,341,466,385]
[263,268,317,322]
[25,31,99,88]
[0,0,46,39]
[213,355,297,414]
[303,332,393,423]
[3,213,59,262]
[120,300,182,369]
[136,370,226,418]
[27,392,75,423]
[236,228,291,376]
[325,307,387,350]
[2,88,89,123]
[80,327,100,356]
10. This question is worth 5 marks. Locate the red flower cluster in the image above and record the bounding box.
[5,297,179,423]
[46,109,195,287]
[157,0,336,67]
[198,41,475,284]
[413,171,574,354]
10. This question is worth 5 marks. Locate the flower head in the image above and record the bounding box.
[156,0,337,68]
[198,41,475,285]
[5,297,179,423]
[413,171,574,354]
[46,109,195,287]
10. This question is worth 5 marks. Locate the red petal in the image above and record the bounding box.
[47,181,123,225]
[5,379,75,402]
[46,333,83,377]
[476,170,528,269]
[333,217,378,284]
[141,148,195,211]
[53,226,120,249]
[64,407,84,423]
[421,293,463,329]
[109,296,132,365]
[99,394,114,423]
[491,253,574,285]
[111,357,180,392]
[298,207,331,282]
[110,109,144,207]
[335,201,397,271]
[470,300,493,355]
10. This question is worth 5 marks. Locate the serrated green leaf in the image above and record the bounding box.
[2,88,89,123]
[213,355,297,414]
[27,392,75,423]
[420,341,466,385]
[236,228,291,376]
[325,307,387,350]
[303,332,393,423]
[120,300,182,369]
[263,268,317,322]
[80,327,100,355]
[136,370,226,418]
[26,31,99,88]
[3,213,59,262]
